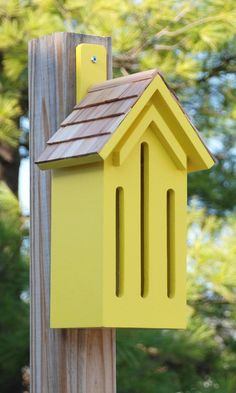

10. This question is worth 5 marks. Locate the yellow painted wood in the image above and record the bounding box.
[113,104,186,170]
[50,163,104,328]
[50,124,187,328]
[99,75,215,172]
[102,126,187,328]
[38,153,102,170]
[38,68,215,329]
[76,43,107,103]
[155,77,214,171]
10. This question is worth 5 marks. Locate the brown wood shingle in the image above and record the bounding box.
[36,69,159,165]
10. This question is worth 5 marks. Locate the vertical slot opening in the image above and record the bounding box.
[141,142,149,298]
[116,187,124,297]
[167,189,175,298]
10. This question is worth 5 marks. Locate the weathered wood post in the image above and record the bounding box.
[29,32,115,393]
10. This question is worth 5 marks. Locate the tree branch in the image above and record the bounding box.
[156,15,226,38]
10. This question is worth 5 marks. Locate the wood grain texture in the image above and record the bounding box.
[89,68,158,91]
[29,32,115,393]
[59,98,136,128]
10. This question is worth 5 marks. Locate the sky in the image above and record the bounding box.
[19,157,30,216]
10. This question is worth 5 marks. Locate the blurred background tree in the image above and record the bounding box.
[0,182,29,392]
[0,0,235,392]
[117,208,236,392]
[1,0,236,212]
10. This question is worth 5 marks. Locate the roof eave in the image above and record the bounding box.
[187,155,216,173]
[36,153,102,170]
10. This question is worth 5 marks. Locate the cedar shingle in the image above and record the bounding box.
[61,97,137,126]
[89,69,159,91]
[48,115,126,144]
[36,69,159,166]
[38,134,111,163]
[77,83,132,108]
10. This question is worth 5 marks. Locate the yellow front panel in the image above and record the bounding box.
[103,126,187,328]
[51,163,104,328]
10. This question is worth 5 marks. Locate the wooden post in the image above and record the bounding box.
[29,33,115,393]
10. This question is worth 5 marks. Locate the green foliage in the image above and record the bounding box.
[0,0,235,211]
[187,205,236,302]
[0,95,20,147]
[0,1,236,392]
[117,208,236,392]
[0,182,29,393]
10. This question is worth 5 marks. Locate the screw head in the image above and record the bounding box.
[91,55,97,63]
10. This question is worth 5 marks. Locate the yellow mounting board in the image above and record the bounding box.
[76,43,107,103]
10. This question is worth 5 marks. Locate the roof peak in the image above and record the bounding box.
[88,69,160,92]
[36,69,215,171]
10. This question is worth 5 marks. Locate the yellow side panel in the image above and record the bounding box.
[76,44,107,103]
[103,126,187,328]
[50,163,104,328]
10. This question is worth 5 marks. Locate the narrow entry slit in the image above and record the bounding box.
[141,142,149,297]
[167,189,175,298]
[116,187,124,297]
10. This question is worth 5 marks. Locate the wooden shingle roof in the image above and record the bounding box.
[36,68,215,171]
[36,69,160,166]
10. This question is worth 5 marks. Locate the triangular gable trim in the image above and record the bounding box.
[113,104,187,170]
[99,74,215,172]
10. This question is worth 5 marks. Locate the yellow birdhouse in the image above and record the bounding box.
[36,44,215,329]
